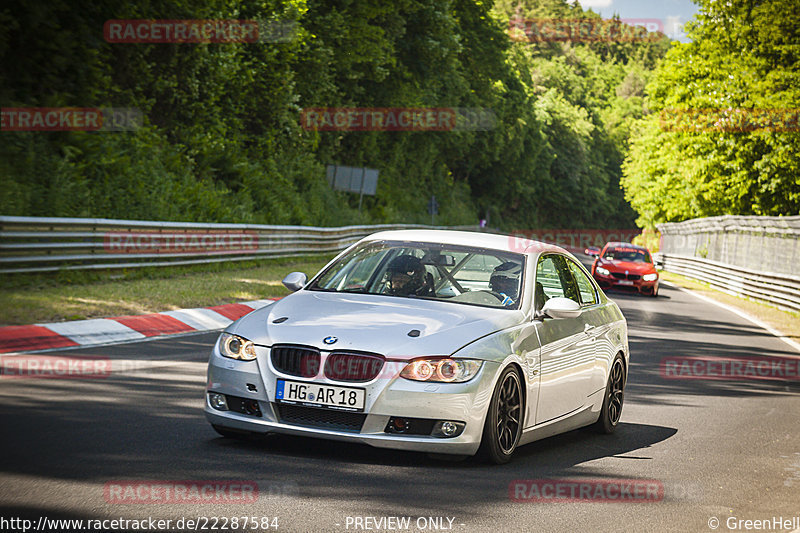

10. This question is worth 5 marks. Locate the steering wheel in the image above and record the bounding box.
[484,290,507,302]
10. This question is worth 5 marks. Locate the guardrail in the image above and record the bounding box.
[657,215,800,277]
[0,216,456,274]
[658,253,800,312]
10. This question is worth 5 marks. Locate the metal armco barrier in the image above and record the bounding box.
[659,253,800,312]
[656,215,799,312]
[657,215,800,277]
[0,216,451,274]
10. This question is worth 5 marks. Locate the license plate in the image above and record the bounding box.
[617,280,634,286]
[275,379,365,412]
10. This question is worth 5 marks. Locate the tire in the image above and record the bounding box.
[478,366,524,464]
[593,354,626,433]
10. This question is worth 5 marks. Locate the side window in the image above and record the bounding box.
[536,255,581,309]
[536,256,564,301]
[553,256,581,305]
[568,260,597,305]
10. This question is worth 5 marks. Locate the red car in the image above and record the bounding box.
[587,242,659,297]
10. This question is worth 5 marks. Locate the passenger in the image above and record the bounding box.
[489,261,521,306]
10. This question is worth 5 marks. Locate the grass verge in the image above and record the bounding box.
[660,270,800,345]
[0,254,335,326]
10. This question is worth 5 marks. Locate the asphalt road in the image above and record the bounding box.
[1,283,799,533]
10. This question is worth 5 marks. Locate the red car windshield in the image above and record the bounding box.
[603,247,651,263]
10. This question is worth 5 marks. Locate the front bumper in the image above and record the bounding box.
[593,273,658,295]
[204,343,500,455]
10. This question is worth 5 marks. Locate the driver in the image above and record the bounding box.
[385,255,429,296]
[489,261,521,306]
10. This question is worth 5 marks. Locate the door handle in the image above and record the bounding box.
[584,324,596,335]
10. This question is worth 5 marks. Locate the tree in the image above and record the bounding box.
[622,0,800,227]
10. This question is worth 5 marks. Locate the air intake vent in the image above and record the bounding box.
[275,404,366,432]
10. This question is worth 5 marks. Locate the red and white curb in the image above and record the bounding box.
[0,299,277,354]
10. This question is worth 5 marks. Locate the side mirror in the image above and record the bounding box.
[282,272,307,292]
[540,297,582,319]
[585,247,601,258]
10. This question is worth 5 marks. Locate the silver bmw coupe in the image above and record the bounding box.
[205,230,629,463]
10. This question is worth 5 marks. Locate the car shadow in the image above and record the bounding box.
[204,420,675,473]
[608,290,672,301]
[182,420,679,514]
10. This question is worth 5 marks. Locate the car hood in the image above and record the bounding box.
[229,290,523,360]
[599,260,655,273]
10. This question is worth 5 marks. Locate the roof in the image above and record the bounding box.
[360,229,570,256]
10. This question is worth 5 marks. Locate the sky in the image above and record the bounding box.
[575,0,700,42]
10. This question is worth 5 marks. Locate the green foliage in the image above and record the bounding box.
[1,0,668,230]
[622,0,800,227]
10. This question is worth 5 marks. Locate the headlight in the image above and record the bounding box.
[400,358,483,383]
[596,266,611,276]
[643,273,658,282]
[218,333,257,361]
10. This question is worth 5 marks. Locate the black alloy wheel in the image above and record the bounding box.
[594,355,625,433]
[479,367,523,464]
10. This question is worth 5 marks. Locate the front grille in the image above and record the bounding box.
[271,345,320,378]
[611,272,640,280]
[324,352,385,382]
[275,404,366,432]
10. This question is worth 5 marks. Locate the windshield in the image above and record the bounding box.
[603,247,651,263]
[309,241,525,309]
